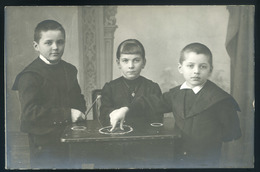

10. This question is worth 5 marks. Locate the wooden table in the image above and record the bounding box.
[61,119,181,169]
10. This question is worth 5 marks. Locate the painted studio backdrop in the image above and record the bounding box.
[5,6,254,168]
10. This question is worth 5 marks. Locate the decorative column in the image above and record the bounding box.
[79,6,117,119]
[79,6,99,119]
[101,6,118,86]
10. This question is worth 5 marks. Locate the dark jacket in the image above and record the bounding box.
[130,80,241,163]
[12,57,86,141]
[100,76,163,129]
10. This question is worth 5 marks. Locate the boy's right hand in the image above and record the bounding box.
[71,108,85,123]
[109,107,129,132]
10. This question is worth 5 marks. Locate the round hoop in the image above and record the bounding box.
[99,125,133,135]
[150,123,163,127]
[71,126,87,131]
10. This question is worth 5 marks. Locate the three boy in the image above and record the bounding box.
[12,19,241,168]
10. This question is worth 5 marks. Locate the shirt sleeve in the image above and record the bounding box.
[151,83,162,97]
[129,89,173,115]
[146,83,164,122]
[217,98,242,142]
[17,72,72,135]
[99,83,114,126]
[67,69,86,113]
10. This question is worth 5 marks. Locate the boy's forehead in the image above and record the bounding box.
[40,30,65,39]
[183,52,210,62]
[120,54,143,59]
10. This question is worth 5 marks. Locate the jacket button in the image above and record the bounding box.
[53,122,57,125]
[184,152,187,155]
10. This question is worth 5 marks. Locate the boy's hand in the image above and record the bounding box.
[71,108,85,123]
[109,107,129,132]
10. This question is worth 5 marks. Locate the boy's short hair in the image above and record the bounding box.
[34,20,65,43]
[180,42,213,68]
[116,39,145,60]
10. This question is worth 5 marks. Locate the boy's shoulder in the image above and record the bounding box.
[22,58,76,74]
[12,58,77,90]
[203,80,240,111]
[15,57,43,78]
[168,80,234,102]
[169,85,182,93]
[168,80,240,111]
[59,60,77,72]
[139,76,159,85]
[60,59,76,67]
[12,58,43,90]
[168,80,229,95]
[204,80,231,97]
[106,76,123,85]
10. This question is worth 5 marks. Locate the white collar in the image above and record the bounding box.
[180,81,206,94]
[39,54,59,65]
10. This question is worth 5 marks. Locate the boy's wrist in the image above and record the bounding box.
[120,107,129,113]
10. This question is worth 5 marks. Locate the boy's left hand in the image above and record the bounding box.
[71,108,85,122]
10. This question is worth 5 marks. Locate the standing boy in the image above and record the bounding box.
[99,39,163,130]
[109,42,241,167]
[12,20,86,169]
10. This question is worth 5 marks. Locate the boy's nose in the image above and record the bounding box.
[128,61,134,68]
[52,43,58,49]
[194,66,200,74]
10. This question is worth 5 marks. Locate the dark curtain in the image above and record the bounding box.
[221,6,255,167]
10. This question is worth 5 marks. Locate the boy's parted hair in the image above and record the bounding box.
[180,42,213,69]
[116,39,145,60]
[34,20,65,43]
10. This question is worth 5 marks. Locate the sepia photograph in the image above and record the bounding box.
[5,5,254,169]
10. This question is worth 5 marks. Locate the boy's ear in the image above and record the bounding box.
[116,59,121,69]
[208,66,213,77]
[210,66,213,74]
[142,59,146,69]
[178,63,183,74]
[33,41,39,51]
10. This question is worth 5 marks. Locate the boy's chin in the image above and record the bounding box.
[124,76,140,80]
[48,58,61,64]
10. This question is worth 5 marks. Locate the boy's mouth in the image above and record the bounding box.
[127,71,136,74]
[191,77,200,80]
[51,53,59,56]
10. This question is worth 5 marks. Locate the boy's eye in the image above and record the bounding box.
[45,41,52,45]
[122,59,128,63]
[187,64,194,68]
[57,40,65,45]
[134,59,141,62]
[200,65,208,69]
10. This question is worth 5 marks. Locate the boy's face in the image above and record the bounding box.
[33,30,65,63]
[178,52,212,88]
[117,54,146,80]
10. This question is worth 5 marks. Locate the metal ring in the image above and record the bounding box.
[99,125,133,135]
[71,126,87,131]
[150,123,163,127]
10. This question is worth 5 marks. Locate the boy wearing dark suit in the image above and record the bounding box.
[12,20,86,169]
[99,39,163,130]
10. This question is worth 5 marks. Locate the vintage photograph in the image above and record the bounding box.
[5,6,254,169]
